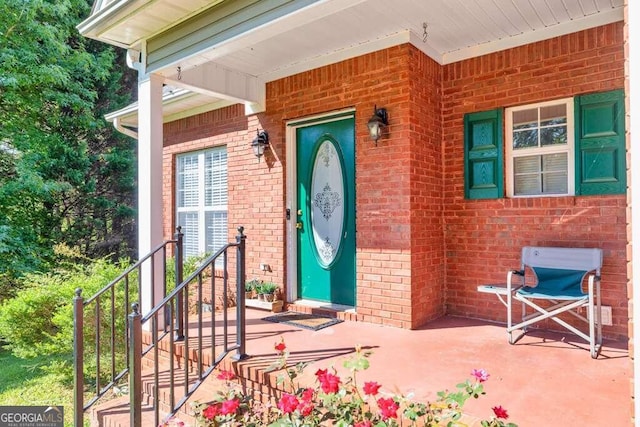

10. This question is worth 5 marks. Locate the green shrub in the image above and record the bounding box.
[0,250,210,389]
[0,257,132,359]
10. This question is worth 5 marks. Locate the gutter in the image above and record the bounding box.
[112,117,138,140]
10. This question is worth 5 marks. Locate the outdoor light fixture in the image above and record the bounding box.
[251,130,269,161]
[366,105,388,144]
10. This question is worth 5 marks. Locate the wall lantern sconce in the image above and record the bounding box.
[251,130,269,161]
[366,105,388,145]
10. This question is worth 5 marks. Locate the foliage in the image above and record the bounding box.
[0,249,133,360]
[246,279,262,292]
[258,282,278,295]
[0,0,137,295]
[183,340,518,427]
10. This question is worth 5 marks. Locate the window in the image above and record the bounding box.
[176,147,227,258]
[505,98,574,197]
[464,90,625,200]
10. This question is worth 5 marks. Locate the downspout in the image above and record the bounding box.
[111,48,141,140]
[113,116,138,140]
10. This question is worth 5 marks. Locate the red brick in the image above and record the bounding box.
[160,22,627,337]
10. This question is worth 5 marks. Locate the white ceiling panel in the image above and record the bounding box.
[89,0,624,123]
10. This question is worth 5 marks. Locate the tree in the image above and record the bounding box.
[0,0,137,297]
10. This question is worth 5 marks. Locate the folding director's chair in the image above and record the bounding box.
[478,246,603,358]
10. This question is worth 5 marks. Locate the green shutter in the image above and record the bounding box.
[464,109,503,199]
[574,89,626,195]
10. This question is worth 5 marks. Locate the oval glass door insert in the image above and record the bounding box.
[311,139,345,267]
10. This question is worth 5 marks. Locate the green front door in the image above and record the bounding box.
[296,116,356,306]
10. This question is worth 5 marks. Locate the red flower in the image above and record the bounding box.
[471,368,489,383]
[277,393,300,414]
[216,369,236,381]
[354,421,373,427]
[300,388,314,402]
[220,398,240,415]
[363,381,381,396]
[318,372,341,394]
[299,400,314,416]
[202,404,220,420]
[275,341,286,353]
[315,368,328,379]
[377,397,399,420]
[492,405,509,419]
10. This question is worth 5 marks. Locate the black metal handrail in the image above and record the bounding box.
[73,227,185,426]
[72,226,247,427]
[128,226,247,426]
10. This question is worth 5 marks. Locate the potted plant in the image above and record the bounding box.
[245,279,260,299]
[259,282,278,302]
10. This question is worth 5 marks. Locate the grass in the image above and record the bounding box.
[0,348,80,426]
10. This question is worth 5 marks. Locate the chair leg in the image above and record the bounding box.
[508,329,526,345]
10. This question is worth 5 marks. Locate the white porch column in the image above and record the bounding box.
[629,2,640,425]
[138,73,164,316]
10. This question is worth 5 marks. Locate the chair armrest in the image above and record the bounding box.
[507,270,524,292]
[477,285,510,295]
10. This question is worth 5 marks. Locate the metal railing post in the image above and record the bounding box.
[174,226,185,340]
[73,289,84,427]
[233,226,248,360]
[129,303,142,427]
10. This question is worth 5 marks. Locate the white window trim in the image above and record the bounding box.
[505,97,575,198]
[175,147,228,257]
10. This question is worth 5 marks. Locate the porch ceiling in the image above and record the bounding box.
[84,0,623,125]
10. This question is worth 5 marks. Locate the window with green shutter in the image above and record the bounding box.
[574,89,626,195]
[464,109,503,199]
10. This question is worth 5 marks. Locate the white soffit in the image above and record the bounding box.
[100,0,624,123]
[169,0,623,82]
[78,0,225,48]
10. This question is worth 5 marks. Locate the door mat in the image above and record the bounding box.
[262,312,343,331]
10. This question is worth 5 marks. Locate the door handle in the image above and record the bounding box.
[296,222,303,229]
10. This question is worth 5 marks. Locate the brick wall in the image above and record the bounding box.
[408,48,446,326]
[270,45,443,328]
[161,22,627,336]
[442,22,628,339]
[164,46,438,328]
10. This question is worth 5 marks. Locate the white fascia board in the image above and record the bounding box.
[441,8,624,65]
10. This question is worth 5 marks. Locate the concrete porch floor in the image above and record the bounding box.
[226,307,630,427]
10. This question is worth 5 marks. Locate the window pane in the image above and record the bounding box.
[178,212,199,257]
[513,153,568,196]
[177,154,199,208]
[514,173,541,195]
[540,104,567,126]
[513,108,538,130]
[205,211,227,255]
[543,171,568,194]
[542,153,567,171]
[514,156,540,174]
[513,129,538,149]
[205,149,228,207]
[542,153,568,193]
[540,126,567,146]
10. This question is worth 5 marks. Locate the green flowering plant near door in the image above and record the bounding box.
[179,339,517,427]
